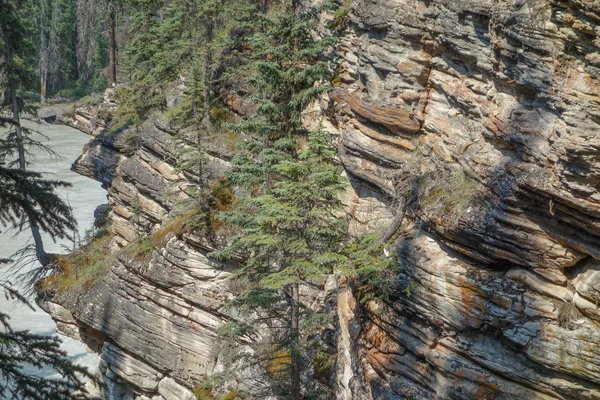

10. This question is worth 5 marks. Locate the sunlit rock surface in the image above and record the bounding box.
[41,0,600,399]
[333,0,600,399]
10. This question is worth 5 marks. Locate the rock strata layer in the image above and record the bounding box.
[41,1,600,399]
[333,0,600,399]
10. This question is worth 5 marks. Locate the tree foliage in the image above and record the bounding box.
[0,285,94,400]
[0,1,94,398]
[206,2,354,398]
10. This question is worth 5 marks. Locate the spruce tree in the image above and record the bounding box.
[210,2,341,398]
[1,0,76,266]
[0,281,94,400]
[213,128,348,398]
[0,2,94,398]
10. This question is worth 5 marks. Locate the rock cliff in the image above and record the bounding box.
[334,0,600,399]
[43,1,600,399]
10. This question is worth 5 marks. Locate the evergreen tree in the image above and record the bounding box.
[33,0,81,100]
[107,0,118,87]
[0,280,93,400]
[210,2,341,397]
[0,1,94,398]
[213,129,348,399]
[117,0,247,229]
[227,0,335,188]
[167,0,243,216]
[1,0,76,267]
[211,2,398,397]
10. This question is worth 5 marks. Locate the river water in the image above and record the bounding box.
[0,121,106,376]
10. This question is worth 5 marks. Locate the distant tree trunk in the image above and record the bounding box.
[39,0,47,103]
[72,16,79,82]
[290,282,301,400]
[108,3,117,87]
[3,32,51,267]
[40,72,47,103]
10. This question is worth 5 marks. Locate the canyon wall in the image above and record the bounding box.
[43,0,600,399]
[334,0,600,399]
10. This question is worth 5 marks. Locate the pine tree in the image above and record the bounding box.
[0,1,94,398]
[213,128,348,398]
[117,0,247,227]
[107,0,118,86]
[0,280,94,400]
[1,0,76,267]
[210,2,341,397]
[168,0,244,217]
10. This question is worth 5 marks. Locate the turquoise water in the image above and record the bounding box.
[0,121,107,376]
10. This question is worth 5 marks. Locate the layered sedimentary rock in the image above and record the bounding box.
[43,98,245,398]
[333,0,600,399]
[40,0,600,399]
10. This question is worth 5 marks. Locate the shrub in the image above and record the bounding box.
[91,73,109,93]
[54,85,88,100]
[416,169,483,229]
[332,0,351,31]
[194,383,217,400]
[313,348,335,384]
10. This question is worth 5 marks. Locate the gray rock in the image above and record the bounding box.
[157,377,195,400]
[101,342,164,392]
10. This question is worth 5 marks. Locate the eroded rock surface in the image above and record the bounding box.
[42,0,600,399]
[333,0,600,399]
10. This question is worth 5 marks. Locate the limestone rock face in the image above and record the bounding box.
[56,91,117,136]
[333,0,600,399]
[42,0,600,399]
[43,92,241,399]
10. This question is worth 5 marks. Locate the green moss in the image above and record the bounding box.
[40,229,114,296]
[266,347,291,378]
[313,349,335,384]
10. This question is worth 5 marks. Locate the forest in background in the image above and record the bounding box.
[1,0,120,101]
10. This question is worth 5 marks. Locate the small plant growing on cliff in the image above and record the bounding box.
[391,150,485,232]
[331,0,351,31]
[39,226,114,299]
[416,168,484,229]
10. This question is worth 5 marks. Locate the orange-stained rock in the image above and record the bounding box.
[349,93,421,134]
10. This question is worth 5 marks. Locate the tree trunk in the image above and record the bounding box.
[40,72,47,104]
[203,15,213,137]
[380,198,406,244]
[73,18,79,82]
[4,33,51,267]
[108,3,117,87]
[290,282,301,400]
[39,0,47,103]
